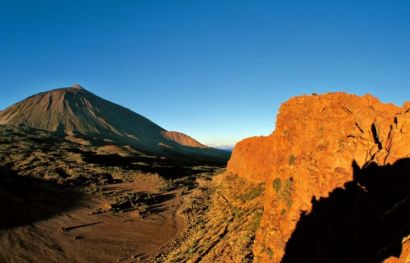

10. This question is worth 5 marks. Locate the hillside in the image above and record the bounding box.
[0,85,229,162]
[228,92,410,262]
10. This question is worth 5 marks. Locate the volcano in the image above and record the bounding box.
[0,84,229,161]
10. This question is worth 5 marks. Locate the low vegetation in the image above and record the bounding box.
[158,172,265,263]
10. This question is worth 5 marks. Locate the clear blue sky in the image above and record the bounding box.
[1,1,410,146]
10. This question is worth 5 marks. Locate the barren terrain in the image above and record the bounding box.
[0,125,236,262]
[0,172,185,263]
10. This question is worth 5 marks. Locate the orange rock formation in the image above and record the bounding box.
[227,92,410,262]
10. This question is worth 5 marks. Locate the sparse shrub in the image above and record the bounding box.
[160,179,177,191]
[225,173,236,181]
[281,209,286,216]
[273,177,294,207]
[281,178,294,207]
[267,248,274,259]
[242,234,252,244]
[338,138,345,151]
[288,155,297,166]
[272,178,282,193]
[232,207,244,218]
[250,209,263,233]
[319,126,324,137]
[188,247,196,254]
[237,183,264,202]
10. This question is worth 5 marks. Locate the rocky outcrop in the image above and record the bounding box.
[227,92,410,262]
[227,136,275,183]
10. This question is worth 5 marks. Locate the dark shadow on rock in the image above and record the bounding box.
[0,165,85,230]
[282,158,410,263]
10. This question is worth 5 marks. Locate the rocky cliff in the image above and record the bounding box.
[228,136,275,183]
[227,92,410,262]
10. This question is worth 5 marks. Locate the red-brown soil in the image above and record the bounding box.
[0,172,185,263]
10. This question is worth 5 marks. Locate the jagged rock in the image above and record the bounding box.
[227,92,410,262]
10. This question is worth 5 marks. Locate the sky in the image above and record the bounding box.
[1,0,410,147]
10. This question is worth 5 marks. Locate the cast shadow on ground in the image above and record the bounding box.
[0,165,84,230]
[282,158,410,263]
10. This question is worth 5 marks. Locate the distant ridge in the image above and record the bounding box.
[161,131,207,148]
[0,85,229,161]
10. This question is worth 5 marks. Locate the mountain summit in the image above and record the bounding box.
[0,85,228,161]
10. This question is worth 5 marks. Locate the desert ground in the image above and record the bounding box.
[0,125,261,263]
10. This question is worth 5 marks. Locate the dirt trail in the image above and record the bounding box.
[0,179,186,263]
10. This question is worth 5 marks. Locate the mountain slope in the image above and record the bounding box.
[161,131,207,148]
[0,85,229,161]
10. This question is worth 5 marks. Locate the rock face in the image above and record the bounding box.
[227,136,275,182]
[227,92,410,262]
[0,85,229,161]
